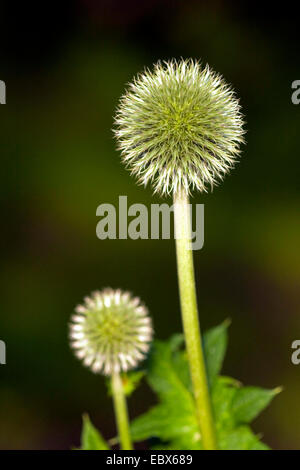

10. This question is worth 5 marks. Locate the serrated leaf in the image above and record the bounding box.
[203,320,229,386]
[219,425,266,450]
[212,376,239,430]
[146,339,193,406]
[231,386,280,424]
[130,337,201,449]
[130,323,278,450]
[80,414,110,450]
[131,403,199,444]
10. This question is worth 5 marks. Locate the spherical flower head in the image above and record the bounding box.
[114,59,245,196]
[69,288,153,376]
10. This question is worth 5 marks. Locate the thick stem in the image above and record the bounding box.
[111,372,133,450]
[173,188,217,450]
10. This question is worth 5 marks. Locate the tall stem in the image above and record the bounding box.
[111,372,133,450]
[173,188,217,450]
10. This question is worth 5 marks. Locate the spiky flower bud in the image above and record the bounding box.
[69,288,153,376]
[115,59,245,196]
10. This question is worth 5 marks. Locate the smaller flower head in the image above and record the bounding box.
[114,59,245,196]
[69,288,153,376]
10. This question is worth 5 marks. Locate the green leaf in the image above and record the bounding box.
[231,386,281,424]
[131,404,199,445]
[146,339,192,406]
[218,425,267,450]
[131,336,201,449]
[203,320,229,386]
[80,414,110,450]
[130,323,279,450]
[212,376,239,430]
[250,440,270,450]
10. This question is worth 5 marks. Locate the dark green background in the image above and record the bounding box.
[0,1,299,449]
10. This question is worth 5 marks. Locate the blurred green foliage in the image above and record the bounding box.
[79,323,279,450]
[131,324,278,450]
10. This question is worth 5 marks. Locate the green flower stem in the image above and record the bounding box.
[174,188,217,450]
[111,372,133,450]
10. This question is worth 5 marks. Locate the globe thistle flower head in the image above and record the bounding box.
[115,59,245,196]
[70,288,153,376]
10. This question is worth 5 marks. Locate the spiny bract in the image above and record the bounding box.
[69,288,153,376]
[115,59,245,196]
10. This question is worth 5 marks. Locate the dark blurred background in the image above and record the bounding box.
[0,0,299,450]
